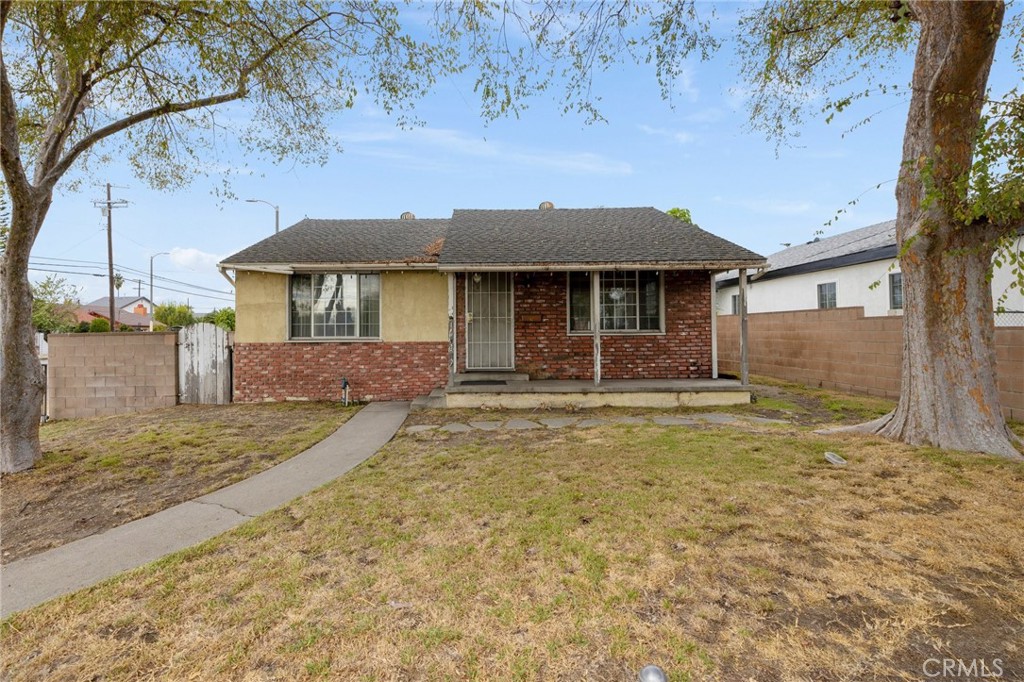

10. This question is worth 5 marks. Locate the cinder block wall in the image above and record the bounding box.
[46,332,178,419]
[717,307,1024,421]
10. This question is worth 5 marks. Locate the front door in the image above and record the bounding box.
[465,272,514,370]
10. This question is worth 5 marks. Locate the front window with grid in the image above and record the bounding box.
[889,272,903,310]
[568,271,662,333]
[817,282,837,310]
[290,273,380,339]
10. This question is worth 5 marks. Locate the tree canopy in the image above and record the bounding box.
[154,302,195,328]
[30,274,79,333]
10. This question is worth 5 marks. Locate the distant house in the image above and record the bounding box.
[219,205,765,403]
[78,296,155,330]
[87,295,154,316]
[716,220,1024,326]
[74,305,153,331]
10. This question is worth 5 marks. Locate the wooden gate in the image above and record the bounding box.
[177,323,231,404]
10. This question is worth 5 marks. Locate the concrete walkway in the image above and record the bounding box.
[0,401,410,619]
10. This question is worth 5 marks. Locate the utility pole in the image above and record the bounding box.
[93,184,128,331]
[149,252,169,331]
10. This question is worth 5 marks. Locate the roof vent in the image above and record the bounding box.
[400,211,416,220]
[538,201,555,210]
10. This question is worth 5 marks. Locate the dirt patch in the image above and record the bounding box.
[0,402,355,564]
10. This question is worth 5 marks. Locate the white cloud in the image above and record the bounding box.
[637,124,694,145]
[339,125,632,176]
[170,247,222,271]
[725,85,751,111]
[677,65,700,102]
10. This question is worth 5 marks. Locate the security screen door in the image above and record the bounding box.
[465,272,514,370]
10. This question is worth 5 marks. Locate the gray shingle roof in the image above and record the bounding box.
[715,219,898,286]
[221,218,449,265]
[86,296,150,309]
[438,207,764,267]
[220,208,764,269]
[764,220,897,273]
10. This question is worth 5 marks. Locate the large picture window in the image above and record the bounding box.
[290,273,380,339]
[568,271,662,333]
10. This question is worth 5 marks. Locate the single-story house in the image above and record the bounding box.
[219,205,765,404]
[87,295,155,316]
[716,220,1024,325]
[74,304,153,331]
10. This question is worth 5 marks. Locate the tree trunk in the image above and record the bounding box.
[0,202,48,473]
[861,1,1021,459]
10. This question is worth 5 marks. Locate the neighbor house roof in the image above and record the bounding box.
[220,218,449,268]
[220,207,765,272]
[717,220,897,288]
[87,295,152,309]
[75,305,152,328]
[438,207,764,269]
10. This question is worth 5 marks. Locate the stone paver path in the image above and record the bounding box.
[408,412,790,434]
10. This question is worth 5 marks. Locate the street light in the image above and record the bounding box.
[149,252,169,331]
[245,198,280,234]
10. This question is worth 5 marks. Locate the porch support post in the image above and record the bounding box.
[447,272,456,386]
[591,270,601,385]
[710,272,719,379]
[739,268,749,386]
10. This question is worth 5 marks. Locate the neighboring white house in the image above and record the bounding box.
[716,220,1024,325]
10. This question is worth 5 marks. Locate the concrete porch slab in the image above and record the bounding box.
[443,379,751,410]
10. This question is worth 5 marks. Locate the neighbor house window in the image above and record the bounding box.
[290,273,380,339]
[817,282,837,309]
[730,294,739,315]
[568,271,662,333]
[889,272,903,310]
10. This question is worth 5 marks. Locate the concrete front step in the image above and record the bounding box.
[410,388,447,411]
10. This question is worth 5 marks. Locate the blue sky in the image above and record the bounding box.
[27,3,1017,310]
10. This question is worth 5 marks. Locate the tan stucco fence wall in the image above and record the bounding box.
[46,332,178,419]
[233,270,449,343]
[717,307,1024,422]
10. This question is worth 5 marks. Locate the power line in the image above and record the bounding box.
[30,256,234,295]
[28,266,235,303]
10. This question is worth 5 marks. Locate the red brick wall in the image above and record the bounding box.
[717,307,1024,421]
[233,342,448,402]
[456,271,713,379]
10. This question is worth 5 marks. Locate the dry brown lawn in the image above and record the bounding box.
[3,400,1022,681]
[1,402,357,563]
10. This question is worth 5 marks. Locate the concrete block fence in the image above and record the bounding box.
[45,333,178,419]
[717,307,1023,422]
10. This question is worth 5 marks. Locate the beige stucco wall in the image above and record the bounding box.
[381,271,449,342]
[233,269,448,343]
[235,270,288,343]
